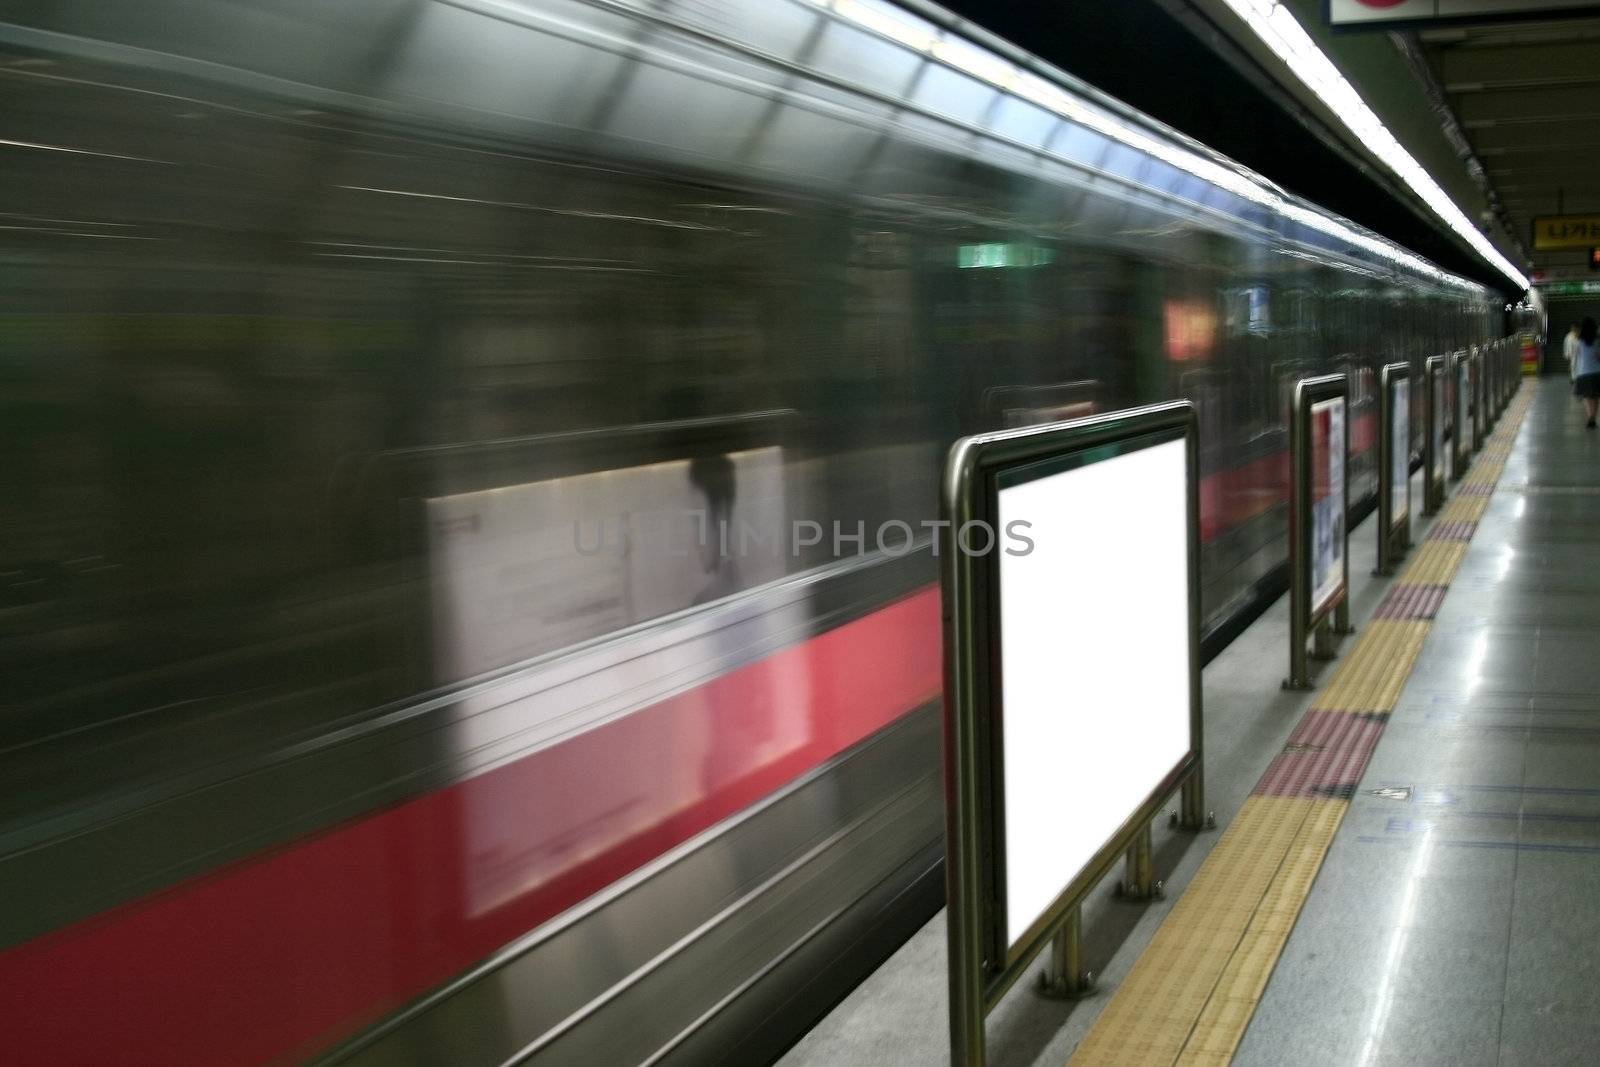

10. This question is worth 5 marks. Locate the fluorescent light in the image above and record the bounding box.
[931,35,1017,87]
[830,0,936,52]
[1216,0,1527,290]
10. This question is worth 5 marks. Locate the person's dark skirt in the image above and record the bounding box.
[1576,373,1600,399]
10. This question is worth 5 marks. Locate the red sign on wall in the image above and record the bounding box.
[1329,0,1433,25]
[1331,0,1600,29]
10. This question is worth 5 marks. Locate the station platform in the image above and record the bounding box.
[783,375,1587,1066]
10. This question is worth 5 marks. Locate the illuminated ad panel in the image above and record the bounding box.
[1391,378,1409,531]
[1310,397,1346,617]
[995,436,1192,950]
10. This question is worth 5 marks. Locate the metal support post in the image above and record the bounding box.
[1425,354,1445,516]
[1115,822,1162,902]
[1333,586,1353,636]
[1334,374,1353,636]
[1286,477,1311,689]
[1312,617,1338,660]
[1174,766,1216,831]
[1036,906,1095,1000]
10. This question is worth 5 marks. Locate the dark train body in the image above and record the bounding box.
[0,0,1499,1063]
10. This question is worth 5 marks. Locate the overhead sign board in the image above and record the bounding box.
[1332,0,1600,29]
[1533,214,1600,252]
[1543,280,1600,297]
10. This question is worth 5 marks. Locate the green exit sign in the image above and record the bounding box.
[1541,280,1600,297]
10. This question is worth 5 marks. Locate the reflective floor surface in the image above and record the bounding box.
[1237,374,1600,1067]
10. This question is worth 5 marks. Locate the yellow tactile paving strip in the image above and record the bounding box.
[1439,494,1490,522]
[1309,620,1429,713]
[1398,539,1467,586]
[1069,388,1533,1066]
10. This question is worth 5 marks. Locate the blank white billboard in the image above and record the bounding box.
[995,436,1193,949]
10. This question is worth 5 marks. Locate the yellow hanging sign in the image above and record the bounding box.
[1533,214,1600,251]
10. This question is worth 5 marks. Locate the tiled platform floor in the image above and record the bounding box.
[1235,375,1600,1067]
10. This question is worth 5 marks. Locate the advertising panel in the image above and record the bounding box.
[1310,396,1346,617]
[995,436,1192,950]
[1521,335,1539,375]
[1457,359,1471,463]
[1390,377,1409,532]
[426,448,786,681]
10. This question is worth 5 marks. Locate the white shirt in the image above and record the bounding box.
[1579,338,1600,379]
[1567,331,1581,379]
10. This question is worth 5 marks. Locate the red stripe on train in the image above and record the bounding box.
[1197,411,1374,541]
[0,591,942,1065]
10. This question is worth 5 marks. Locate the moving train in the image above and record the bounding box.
[0,0,1503,1063]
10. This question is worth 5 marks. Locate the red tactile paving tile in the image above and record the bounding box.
[1373,582,1448,621]
[1253,710,1388,799]
[1426,519,1477,541]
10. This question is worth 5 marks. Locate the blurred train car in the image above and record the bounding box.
[0,0,1500,1063]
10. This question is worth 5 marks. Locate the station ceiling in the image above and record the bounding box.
[939,0,1520,293]
[1418,15,1600,282]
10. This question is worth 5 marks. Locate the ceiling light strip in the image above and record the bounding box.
[1215,0,1527,290]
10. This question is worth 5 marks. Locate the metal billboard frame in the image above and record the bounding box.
[1286,373,1352,690]
[1424,354,1448,515]
[1286,375,1350,694]
[940,400,1206,1067]
[1377,362,1412,576]
[1472,347,1486,452]
[1452,350,1473,482]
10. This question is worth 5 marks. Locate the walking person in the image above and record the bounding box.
[1573,318,1600,428]
[1566,321,1582,383]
